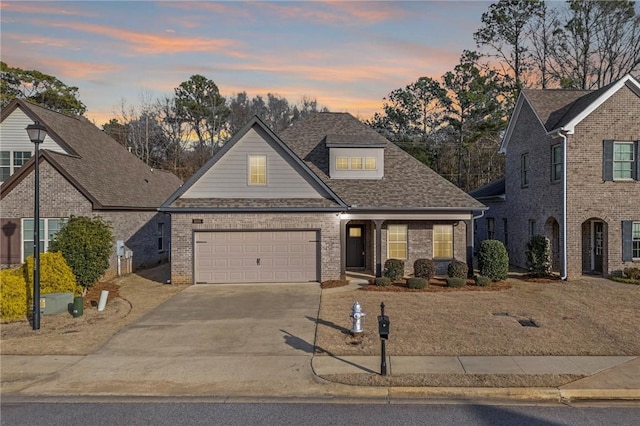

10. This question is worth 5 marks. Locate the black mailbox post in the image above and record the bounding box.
[378,302,390,376]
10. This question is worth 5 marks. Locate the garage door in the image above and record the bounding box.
[194,231,318,284]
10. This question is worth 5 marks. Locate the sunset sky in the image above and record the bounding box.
[1,1,491,126]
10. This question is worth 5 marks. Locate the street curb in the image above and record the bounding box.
[388,386,561,402]
[559,389,640,402]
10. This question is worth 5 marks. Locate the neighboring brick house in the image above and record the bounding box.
[471,74,640,280]
[161,112,485,284]
[1,99,182,279]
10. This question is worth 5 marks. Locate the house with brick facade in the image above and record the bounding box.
[471,74,640,280]
[0,99,182,279]
[161,112,486,284]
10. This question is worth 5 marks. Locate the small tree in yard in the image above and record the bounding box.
[49,216,113,293]
[526,235,552,277]
[478,239,509,281]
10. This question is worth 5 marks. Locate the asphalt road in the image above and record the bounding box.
[1,401,639,426]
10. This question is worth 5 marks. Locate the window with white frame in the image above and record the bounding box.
[1,150,32,182]
[521,153,530,187]
[387,224,407,259]
[22,218,66,261]
[551,144,562,182]
[433,224,453,259]
[248,155,266,185]
[633,222,640,259]
[336,157,349,170]
[335,156,377,171]
[613,142,635,180]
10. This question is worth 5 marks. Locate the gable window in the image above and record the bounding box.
[248,155,266,185]
[521,153,529,187]
[157,222,164,252]
[336,157,349,170]
[487,218,495,240]
[551,144,563,182]
[433,224,453,259]
[387,224,407,260]
[22,218,66,261]
[1,150,32,183]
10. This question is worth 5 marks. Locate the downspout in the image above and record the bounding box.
[559,130,569,280]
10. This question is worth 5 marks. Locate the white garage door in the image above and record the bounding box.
[194,230,319,284]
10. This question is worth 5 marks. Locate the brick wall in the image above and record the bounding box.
[170,212,341,284]
[1,161,171,278]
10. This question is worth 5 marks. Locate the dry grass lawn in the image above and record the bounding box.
[316,277,640,357]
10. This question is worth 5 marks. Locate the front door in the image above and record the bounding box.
[593,221,604,273]
[346,225,365,269]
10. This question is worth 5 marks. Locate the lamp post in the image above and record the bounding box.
[26,122,47,330]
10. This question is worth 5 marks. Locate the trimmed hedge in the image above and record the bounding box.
[526,235,552,277]
[375,277,391,287]
[478,239,509,281]
[414,258,435,281]
[623,267,640,280]
[0,268,28,322]
[383,259,405,281]
[447,277,467,288]
[406,277,428,289]
[475,275,491,287]
[447,259,468,278]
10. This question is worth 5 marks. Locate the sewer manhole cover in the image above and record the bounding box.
[518,319,539,327]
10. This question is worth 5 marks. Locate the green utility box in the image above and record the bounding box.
[72,296,83,317]
[40,292,74,315]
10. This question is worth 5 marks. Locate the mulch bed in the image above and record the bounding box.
[519,274,563,283]
[359,277,511,292]
[320,279,349,289]
[83,282,120,309]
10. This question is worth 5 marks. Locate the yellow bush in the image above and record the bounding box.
[0,268,28,322]
[22,252,82,296]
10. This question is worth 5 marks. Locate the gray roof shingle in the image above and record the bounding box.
[280,113,485,210]
[1,100,182,209]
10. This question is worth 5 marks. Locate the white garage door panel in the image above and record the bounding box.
[195,231,318,284]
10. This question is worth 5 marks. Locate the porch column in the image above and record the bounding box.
[374,219,384,277]
[340,218,348,279]
[465,219,474,277]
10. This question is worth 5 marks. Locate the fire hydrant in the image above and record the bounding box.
[350,301,366,335]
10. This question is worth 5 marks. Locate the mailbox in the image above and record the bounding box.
[378,315,390,339]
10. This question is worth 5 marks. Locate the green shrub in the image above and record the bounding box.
[375,277,391,287]
[21,252,81,296]
[623,267,640,280]
[406,277,428,289]
[49,216,113,289]
[447,277,467,288]
[383,259,405,281]
[526,235,552,277]
[475,275,491,287]
[478,239,509,281]
[0,268,28,322]
[447,259,468,278]
[414,258,435,281]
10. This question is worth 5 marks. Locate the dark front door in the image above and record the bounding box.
[346,225,365,269]
[593,221,604,273]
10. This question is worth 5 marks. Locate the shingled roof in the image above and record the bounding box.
[1,99,182,209]
[280,112,485,210]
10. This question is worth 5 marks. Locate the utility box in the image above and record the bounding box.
[40,292,74,315]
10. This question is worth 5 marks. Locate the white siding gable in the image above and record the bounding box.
[0,108,69,155]
[183,127,326,199]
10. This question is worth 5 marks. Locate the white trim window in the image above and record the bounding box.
[248,154,267,185]
[1,150,32,182]
[22,218,66,261]
[336,156,377,171]
[613,142,634,180]
[433,224,453,259]
[551,144,562,182]
[387,224,407,260]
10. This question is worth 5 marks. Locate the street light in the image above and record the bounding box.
[26,121,47,330]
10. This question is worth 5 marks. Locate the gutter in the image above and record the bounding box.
[558,129,570,280]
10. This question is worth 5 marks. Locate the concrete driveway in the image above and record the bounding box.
[97,283,321,357]
[14,283,359,398]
